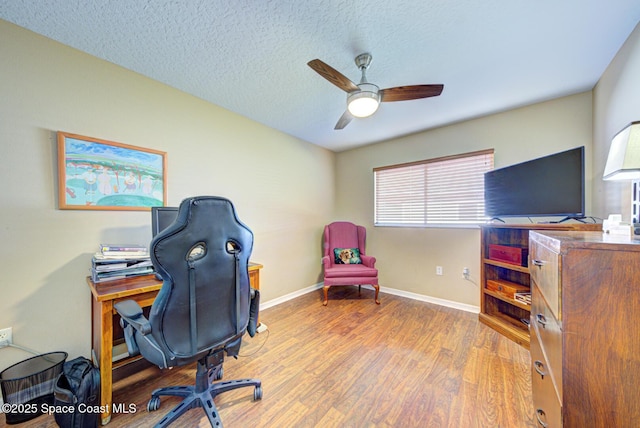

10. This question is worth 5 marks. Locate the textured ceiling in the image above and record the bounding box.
[1,1,640,152]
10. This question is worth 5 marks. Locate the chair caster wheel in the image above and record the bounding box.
[254,385,263,401]
[148,396,161,412]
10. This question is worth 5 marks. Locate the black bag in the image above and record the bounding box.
[53,357,100,428]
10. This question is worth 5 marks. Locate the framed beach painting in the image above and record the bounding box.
[57,132,167,210]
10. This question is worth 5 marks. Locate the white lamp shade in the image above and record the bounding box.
[603,121,640,180]
[347,83,380,118]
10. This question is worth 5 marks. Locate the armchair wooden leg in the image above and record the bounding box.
[374,285,380,305]
[323,286,329,306]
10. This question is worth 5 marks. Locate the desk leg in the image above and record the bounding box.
[249,269,260,323]
[249,269,260,291]
[98,300,113,425]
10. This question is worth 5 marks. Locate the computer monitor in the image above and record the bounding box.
[151,206,179,237]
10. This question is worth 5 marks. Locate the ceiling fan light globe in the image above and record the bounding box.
[347,90,380,118]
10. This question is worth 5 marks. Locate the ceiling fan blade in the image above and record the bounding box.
[334,111,353,130]
[308,59,359,93]
[379,84,444,102]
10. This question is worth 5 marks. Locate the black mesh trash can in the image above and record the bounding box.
[0,352,67,424]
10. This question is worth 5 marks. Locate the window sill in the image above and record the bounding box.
[374,223,482,230]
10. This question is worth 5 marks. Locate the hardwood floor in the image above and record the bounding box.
[2,287,536,427]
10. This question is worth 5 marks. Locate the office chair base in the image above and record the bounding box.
[149,355,262,427]
[150,380,262,427]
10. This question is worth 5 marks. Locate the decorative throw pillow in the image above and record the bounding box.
[333,247,362,264]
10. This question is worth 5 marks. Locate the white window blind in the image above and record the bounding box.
[374,149,494,226]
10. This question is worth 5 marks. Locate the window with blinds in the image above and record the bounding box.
[374,149,494,226]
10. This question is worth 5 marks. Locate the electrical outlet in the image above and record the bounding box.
[463,267,470,279]
[436,266,443,275]
[0,327,12,347]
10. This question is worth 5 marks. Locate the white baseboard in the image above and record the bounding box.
[260,283,479,314]
[380,286,479,314]
[260,283,323,311]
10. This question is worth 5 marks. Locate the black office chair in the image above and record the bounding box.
[114,196,262,427]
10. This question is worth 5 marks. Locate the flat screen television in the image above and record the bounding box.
[484,146,585,220]
[151,206,179,237]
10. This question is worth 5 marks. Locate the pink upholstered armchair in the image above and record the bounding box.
[321,221,380,306]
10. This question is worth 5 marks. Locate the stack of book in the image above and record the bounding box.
[91,244,154,283]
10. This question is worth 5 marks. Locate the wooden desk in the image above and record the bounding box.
[87,262,262,425]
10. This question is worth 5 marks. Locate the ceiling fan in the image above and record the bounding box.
[308,53,444,130]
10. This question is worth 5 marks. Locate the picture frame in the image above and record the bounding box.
[57,132,167,210]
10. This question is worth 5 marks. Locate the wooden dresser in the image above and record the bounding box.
[529,230,640,427]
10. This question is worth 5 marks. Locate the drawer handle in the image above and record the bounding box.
[535,408,549,427]
[534,360,546,379]
[536,313,547,328]
[531,259,546,267]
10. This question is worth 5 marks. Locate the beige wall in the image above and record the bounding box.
[0,20,335,368]
[334,92,593,307]
[593,22,640,221]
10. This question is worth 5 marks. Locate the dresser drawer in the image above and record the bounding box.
[529,239,561,320]
[530,329,562,427]
[531,283,563,399]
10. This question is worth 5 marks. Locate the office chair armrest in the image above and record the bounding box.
[247,288,260,337]
[114,300,152,335]
[361,255,376,268]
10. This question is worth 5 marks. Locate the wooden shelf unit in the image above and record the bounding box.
[479,223,600,348]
